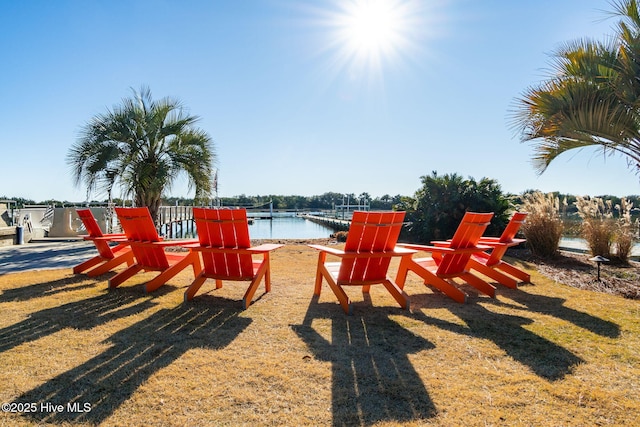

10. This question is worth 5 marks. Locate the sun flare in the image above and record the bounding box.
[331,0,418,81]
[345,0,403,56]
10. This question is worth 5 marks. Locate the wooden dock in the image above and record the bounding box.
[157,206,195,238]
[301,214,350,231]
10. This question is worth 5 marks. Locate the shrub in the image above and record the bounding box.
[576,196,637,262]
[520,192,564,258]
[403,172,511,243]
[332,231,348,242]
[575,196,614,258]
[613,198,637,263]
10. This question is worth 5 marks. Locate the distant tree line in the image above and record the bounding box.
[3,172,638,244]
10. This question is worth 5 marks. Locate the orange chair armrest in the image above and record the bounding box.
[478,238,526,248]
[189,243,283,255]
[104,233,127,238]
[135,239,198,248]
[398,243,490,254]
[249,243,284,252]
[309,244,415,259]
[85,236,129,242]
[308,244,345,256]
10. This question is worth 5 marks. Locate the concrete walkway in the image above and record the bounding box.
[0,239,96,275]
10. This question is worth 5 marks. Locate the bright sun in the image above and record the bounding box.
[342,0,405,58]
[330,0,417,80]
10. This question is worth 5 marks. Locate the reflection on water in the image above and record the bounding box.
[249,216,334,239]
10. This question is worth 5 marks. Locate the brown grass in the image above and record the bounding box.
[1,242,639,426]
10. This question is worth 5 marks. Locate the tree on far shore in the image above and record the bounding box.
[513,0,640,182]
[399,172,512,243]
[67,86,215,222]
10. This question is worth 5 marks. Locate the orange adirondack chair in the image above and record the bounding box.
[73,208,134,276]
[309,211,415,315]
[395,212,496,303]
[184,208,283,309]
[467,212,530,288]
[110,207,201,292]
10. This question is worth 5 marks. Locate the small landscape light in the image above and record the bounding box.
[589,255,609,281]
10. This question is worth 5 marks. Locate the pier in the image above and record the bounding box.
[301,214,351,232]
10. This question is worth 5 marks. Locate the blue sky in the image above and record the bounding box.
[1,0,638,203]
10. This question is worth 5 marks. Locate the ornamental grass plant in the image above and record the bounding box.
[519,192,564,258]
[575,196,614,258]
[613,198,637,263]
[1,242,639,426]
[576,196,638,263]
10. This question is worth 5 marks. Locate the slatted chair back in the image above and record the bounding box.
[484,212,528,266]
[338,211,405,283]
[77,208,113,259]
[436,212,493,276]
[114,207,169,269]
[193,208,254,279]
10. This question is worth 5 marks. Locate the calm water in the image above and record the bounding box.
[165,215,335,239]
[560,236,640,256]
[248,216,334,239]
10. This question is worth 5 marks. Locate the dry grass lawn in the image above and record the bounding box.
[0,242,639,426]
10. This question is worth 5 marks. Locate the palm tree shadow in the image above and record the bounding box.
[16,298,251,424]
[0,289,156,354]
[292,295,437,426]
[497,287,620,338]
[411,293,584,381]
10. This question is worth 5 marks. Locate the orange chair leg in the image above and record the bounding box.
[461,272,496,298]
[381,279,410,310]
[145,254,198,293]
[314,252,327,296]
[73,256,103,274]
[184,274,208,301]
[468,259,518,289]
[497,262,531,283]
[87,252,135,277]
[109,264,143,289]
[243,263,269,309]
[425,275,468,303]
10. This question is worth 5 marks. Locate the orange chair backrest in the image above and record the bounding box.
[485,212,527,266]
[115,207,169,269]
[338,211,405,283]
[437,212,493,275]
[77,208,104,237]
[193,208,255,279]
[77,208,114,259]
[499,212,527,243]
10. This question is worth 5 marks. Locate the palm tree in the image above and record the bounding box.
[68,86,215,222]
[512,0,640,179]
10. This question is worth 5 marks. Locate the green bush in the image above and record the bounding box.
[401,172,511,243]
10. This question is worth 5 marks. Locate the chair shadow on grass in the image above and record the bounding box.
[410,290,584,381]
[0,287,157,354]
[496,286,620,338]
[292,295,437,427]
[0,273,100,303]
[16,297,251,424]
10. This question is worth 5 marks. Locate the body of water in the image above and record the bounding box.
[164,214,335,240]
[560,237,640,257]
[248,216,334,239]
